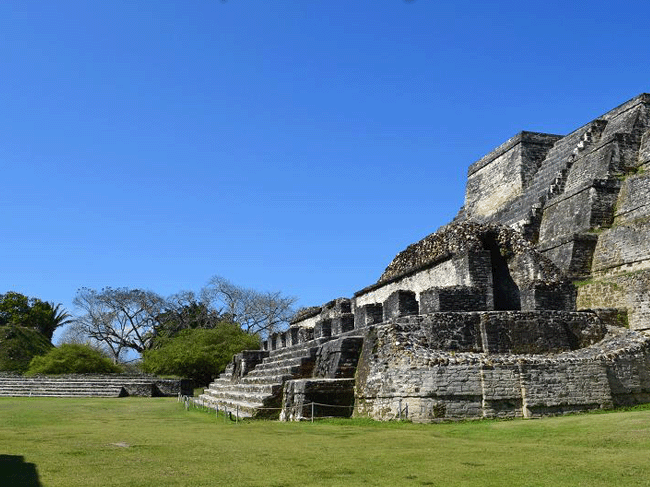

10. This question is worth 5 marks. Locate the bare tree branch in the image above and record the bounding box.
[72,287,165,362]
[201,276,296,338]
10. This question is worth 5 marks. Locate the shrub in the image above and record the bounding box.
[0,326,54,373]
[26,344,123,375]
[141,323,260,386]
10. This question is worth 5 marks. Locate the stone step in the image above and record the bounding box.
[199,340,331,418]
[267,339,330,360]
[205,382,280,395]
[0,388,124,397]
[201,389,273,406]
[208,377,233,388]
[0,379,154,385]
[244,365,311,381]
[198,396,258,418]
[254,356,313,371]
[0,376,187,397]
[238,373,296,385]
[0,379,153,385]
[198,394,281,419]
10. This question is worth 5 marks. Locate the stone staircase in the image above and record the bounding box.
[513,120,608,240]
[198,338,332,418]
[0,374,189,397]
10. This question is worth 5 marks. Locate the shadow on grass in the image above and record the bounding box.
[0,455,42,487]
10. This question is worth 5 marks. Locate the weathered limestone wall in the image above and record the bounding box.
[591,226,650,274]
[606,340,650,405]
[313,337,363,379]
[615,172,650,225]
[538,180,621,244]
[458,94,650,331]
[577,271,650,332]
[280,378,356,421]
[372,311,605,356]
[290,307,321,329]
[353,320,650,422]
[573,145,650,331]
[354,253,487,309]
[464,132,561,219]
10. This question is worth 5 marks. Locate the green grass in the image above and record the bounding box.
[2,398,650,486]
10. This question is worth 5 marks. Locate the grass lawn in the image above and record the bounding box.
[1,398,650,486]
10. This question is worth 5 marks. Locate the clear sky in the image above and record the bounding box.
[2,0,649,342]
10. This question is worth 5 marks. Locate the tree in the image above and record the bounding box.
[72,287,165,363]
[153,291,225,343]
[0,291,71,341]
[42,303,74,341]
[200,276,296,338]
[141,323,260,386]
[26,344,123,375]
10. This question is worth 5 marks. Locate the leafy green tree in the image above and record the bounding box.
[43,303,74,341]
[152,291,226,345]
[0,292,71,341]
[141,323,260,386]
[26,344,123,375]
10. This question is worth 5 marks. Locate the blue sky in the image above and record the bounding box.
[1,0,649,342]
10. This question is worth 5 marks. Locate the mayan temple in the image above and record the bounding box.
[199,93,650,422]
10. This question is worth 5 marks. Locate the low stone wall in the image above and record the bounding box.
[353,321,650,422]
[387,311,606,355]
[0,374,193,397]
[280,379,356,421]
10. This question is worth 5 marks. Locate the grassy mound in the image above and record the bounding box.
[0,326,53,373]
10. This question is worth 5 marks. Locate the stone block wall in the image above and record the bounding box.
[614,172,650,225]
[464,132,561,220]
[280,378,356,421]
[518,362,612,416]
[313,337,363,379]
[383,290,418,321]
[563,135,638,193]
[577,270,650,331]
[640,130,650,166]
[605,341,650,405]
[519,281,577,311]
[352,319,649,422]
[353,303,383,329]
[420,286,487,313]
[538,234,599,280]
[598,96,650,140]
[591,226,650,274]
[379,311,605,358]
[479,312,575,354]
[538,180,621,246]
[396,313,483,352]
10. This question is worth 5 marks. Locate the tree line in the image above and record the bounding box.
[63,275,296,363]
[0,291,73,340]
[0,277,297,384]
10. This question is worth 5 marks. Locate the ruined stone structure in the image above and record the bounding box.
[199,93,650,421]
[0,373,192,397]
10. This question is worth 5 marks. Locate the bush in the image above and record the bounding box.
[0,326,54,373]
[141,323,260,386]
[26,344,123,375]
